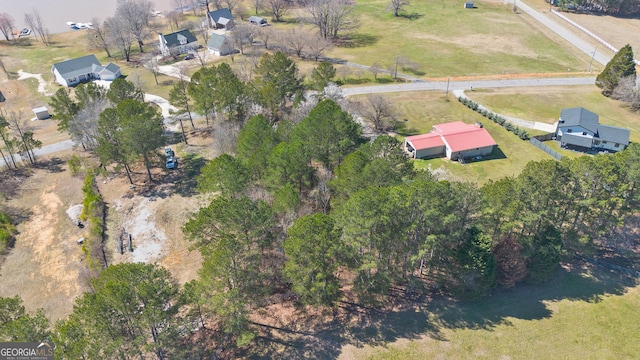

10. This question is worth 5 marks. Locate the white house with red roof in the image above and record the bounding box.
[404,121,497,161]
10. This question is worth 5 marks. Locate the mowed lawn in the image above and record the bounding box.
[467,85,640,143]
[340,266,640,360]
[356,91,555,184]
[329,0,590,77]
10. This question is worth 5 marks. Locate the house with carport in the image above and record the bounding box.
[51,54,121,87]
[555,107,629,152]
[405,121,497,160]
[208,8,234,29]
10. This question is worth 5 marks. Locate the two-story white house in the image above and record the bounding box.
[555,107,630,152]
[158,30,199,58]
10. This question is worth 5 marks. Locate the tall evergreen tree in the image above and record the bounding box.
[596,44,636,96]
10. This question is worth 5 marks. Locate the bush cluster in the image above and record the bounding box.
[81,172,106,270]
[458,96,530,140]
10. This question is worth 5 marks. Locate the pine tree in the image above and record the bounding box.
[596,44,636,96]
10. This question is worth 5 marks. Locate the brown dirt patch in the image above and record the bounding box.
[0,166,87,321]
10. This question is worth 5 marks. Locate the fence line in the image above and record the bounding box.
[551,9,640,66]
[530,138,563,160]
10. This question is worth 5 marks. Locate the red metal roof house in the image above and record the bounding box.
[405,121,497,161]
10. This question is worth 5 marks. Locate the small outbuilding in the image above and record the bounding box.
[464,1,475,8]
[249,16,268,26]
[207,34,235,56]
[32,106,50,120]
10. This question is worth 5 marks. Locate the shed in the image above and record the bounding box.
[249,16,268,26]
[464,2,475,8]
[32,106,50,120]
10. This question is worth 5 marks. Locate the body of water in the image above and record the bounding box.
[1,0,176,34]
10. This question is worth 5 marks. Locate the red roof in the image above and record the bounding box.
[406,121,496,152]
[405,133,444,150]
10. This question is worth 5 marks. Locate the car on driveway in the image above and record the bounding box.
[165,147,174,158]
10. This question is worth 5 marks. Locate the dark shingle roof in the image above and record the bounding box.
[52,54,101,78]
[597,125,630,145]
[208,8,233,23]
[162,29,197,47]
[559,107,599,133]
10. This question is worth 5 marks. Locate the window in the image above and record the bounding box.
[582,132,587,135]
[567,129,572,133]
[615,143,619,147]
[594,140,600,145]
[603,141,607,144]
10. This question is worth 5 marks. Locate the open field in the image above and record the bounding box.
[352,91,555,183]
[338,264,640,360]
[469,85,640,143]
[327,0,594,77]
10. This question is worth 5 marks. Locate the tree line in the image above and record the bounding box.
[596,44,640,111]
[559,0,640,16]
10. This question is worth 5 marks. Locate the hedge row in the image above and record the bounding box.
[458,96,530,140]
[81,172,107,271]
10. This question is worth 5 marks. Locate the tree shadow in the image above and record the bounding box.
[170,153,207,197]
[33,157,65,173]
[430,264,636,331]
[399,12,423,20]
[241,261,637,359]
[336,34,379,48]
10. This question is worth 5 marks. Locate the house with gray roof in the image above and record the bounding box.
[158,30,199,57]
[51,54,121,87]
[207,34,235,56]
[208,8,234,29]
[555,107,630,152]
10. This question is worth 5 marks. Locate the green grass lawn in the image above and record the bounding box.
[469,85,640,143]
[328,0,591,77]
[353,91,555,184]
[344,266,640,360]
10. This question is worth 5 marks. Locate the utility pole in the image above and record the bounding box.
[588,45,598,73]
[394,52,399,81]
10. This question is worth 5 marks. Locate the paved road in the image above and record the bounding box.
[342,76,596,96]
[0,140,75,168]
[515,0,610,67]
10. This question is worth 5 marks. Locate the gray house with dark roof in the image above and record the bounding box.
[158,30,199,57]
[207,34,235,56]
[51,54,121,87]
[208,8,234,29]
[555,107,630,152]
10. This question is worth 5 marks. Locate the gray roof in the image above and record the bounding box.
[207,33,229,49]
[103,63,120,74]
[249,16,266,23]
[209,8,233,23]
[52,54,101,78]
[162,29,197,47]
[597,125,630,145]
[562,133,593,148]
[559,107,599,133]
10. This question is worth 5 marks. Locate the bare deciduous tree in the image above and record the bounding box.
[231,23,254,55]
[257,25,274,49]
[0,13,15,41]
[337,65,351,81]
[252,0,264,14]
[268,0,289,22]
[24,9,50,45]
[612,75,640,111]
[106,17,135,61]
[306,0,359,40]
[68,98,110,150]
[306,34,332,61]
[368,62,382,80]
[211,118,241,154]
[358,94,399,132]
[115,0,154,53]
[87,18,112,58]
[6,110,41,164]
[144,55,160,85]
[286,27,307,58]
[165,11,183,31]
[224,0,240,12]
[388,0,410,17]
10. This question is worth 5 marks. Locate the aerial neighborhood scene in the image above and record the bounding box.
[1,0,640,358]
